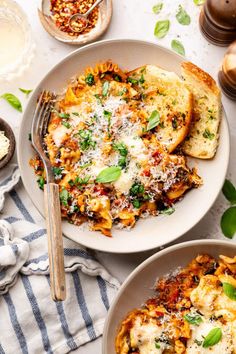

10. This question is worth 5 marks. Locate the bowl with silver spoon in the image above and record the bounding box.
[38,0,112,45]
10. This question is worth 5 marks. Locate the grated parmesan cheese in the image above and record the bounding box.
[0,131,10,160]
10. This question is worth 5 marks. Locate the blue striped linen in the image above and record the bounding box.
[0,169,119,354]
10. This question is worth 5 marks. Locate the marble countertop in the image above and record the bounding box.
[0,0,236,353]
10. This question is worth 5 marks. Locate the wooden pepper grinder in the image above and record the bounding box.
[218,40,236,100]
[199,0,236,46]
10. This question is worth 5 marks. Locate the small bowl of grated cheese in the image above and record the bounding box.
[0,118,15,169]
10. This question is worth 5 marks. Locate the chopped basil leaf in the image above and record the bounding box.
[60,188,70,206]
[72,112,80,116]
[62,121,71,129]
[102,81,110,96]
[114,74,121,82]
[176,5,191,25]
[96,166,121,183]
[202,328,222,348]
[184,313,203,326]
[52,166,63,177]
[132,199,141,208]
[37,176,45,190]
[203,129,215,140]
[171,39,185,56]
[78,130,96,151]
[222,282,236,300]
[130,183,144,196]
[1,93,22,112]
[222,179,236,204]
[160,207,175,215]
[172,117,178,130]
[147,110,160,130]
[139,74,145,84]
[85,73,95,86]
[118,156,126,169]
[154,20,170,39]
[155,341,161,349]
[127,77,139,85]
[113,142,128,157]
[152,2,163,14]
[221,206,236,239]
[19,88,33,96]
[103,110,112,119]
[59,112,70,119]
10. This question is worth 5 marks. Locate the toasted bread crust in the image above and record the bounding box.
[181,62,220,96]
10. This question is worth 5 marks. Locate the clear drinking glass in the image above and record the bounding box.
[0,0,35,81]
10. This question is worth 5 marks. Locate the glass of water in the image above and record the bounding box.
[0,0,35,81]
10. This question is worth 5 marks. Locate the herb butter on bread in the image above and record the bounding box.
[181,62,221,159]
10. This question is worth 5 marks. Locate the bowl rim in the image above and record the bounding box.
[102,238,236,353]
[17,38,230,253]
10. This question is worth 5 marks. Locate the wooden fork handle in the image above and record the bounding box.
[44,183,66,301]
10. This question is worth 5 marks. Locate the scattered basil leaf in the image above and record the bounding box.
[221,207,236,239]
[113,142,128,157]
[19,88,33,96]
[176,5,191,25]
[59,112,70,119]
[96,166,121,183]
[132,199,141,208]
[202,328,222,348]
[62,121,71,129]
[155,341,161,349]
[103,110,112,119]
[52,166,63,177]
[127,77,139,85]
[154,20,170,39]
[130,183,144,196]
[152,2,163,14]
[222,179,236,204]
[37,176,45,190]
[78,130,96,151]
[85,73,95,86]
[184,313,203,326]
[171,39,185,56]
[60,188,70,206]
[160,207,175,215]
[147,110,160,130]
[203,129,215,140]
[194,0,205,5]
[114,74,121,82]
[102,81,110,96]
[72,112,80,116]
[222,282,236,300]
[1,93,22,112]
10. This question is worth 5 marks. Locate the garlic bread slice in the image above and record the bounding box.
[181,62,222,159]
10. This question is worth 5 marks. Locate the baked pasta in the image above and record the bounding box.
[116,254,236,354]
[30,61,202,236]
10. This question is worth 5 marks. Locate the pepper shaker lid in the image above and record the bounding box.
[199,0,236,46]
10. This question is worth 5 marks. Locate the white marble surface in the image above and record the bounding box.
[0,0,236,353]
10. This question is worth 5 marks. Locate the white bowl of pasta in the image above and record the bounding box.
[18,39,230,253]
[102,240,236,354]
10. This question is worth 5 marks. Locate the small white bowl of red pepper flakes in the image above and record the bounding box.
[38,0,112,45]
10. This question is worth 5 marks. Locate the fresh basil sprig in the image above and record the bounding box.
[147,110,160,130]
[222,179,236,204]
[223,282,236,300]
[154,20,170,39]
[19,88,33,97]
[152,2,163,14]
[184,313,203,326]
[96,166,121,183]
[202,328,222,348]
[171,39,185,56]
[221,207,236,239]
[176,5,191,25]
[1,93,22,112]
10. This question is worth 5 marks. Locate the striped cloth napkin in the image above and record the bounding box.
[0,164,119,354]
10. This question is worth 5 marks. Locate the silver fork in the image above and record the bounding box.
[31,91,66,301]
